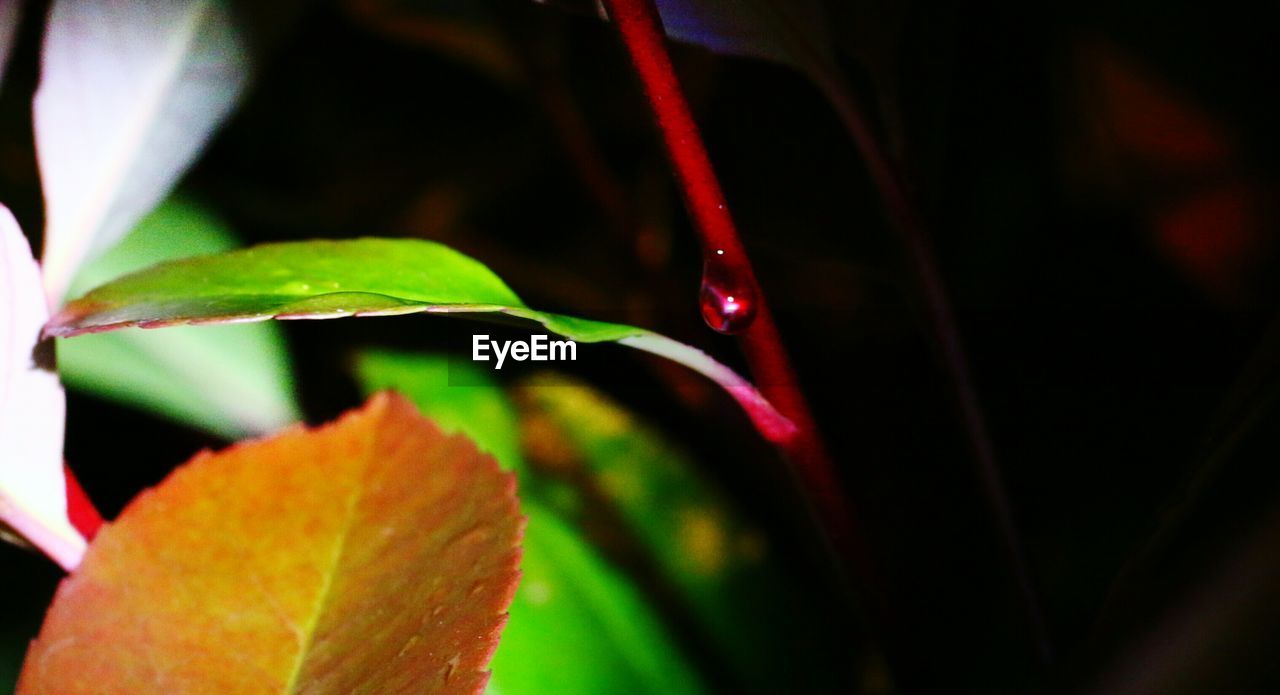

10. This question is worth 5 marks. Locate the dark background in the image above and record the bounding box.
[4,0,1280,692]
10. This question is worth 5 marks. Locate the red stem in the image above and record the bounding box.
[599,0,854,552]
[64,463,103,540]
[600,0,1051,673]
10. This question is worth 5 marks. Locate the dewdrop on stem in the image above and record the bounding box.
[699,249,757,334]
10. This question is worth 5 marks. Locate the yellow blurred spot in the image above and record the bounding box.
[599,468,645,505]
[520,411,579,472]
[531,380,632,438]
[677,508,728,576]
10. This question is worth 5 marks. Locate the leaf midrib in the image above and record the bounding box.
[279,433,369,694]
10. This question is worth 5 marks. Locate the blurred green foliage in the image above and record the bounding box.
[354,351,838,692]
[355,350,705,693]
[355,351,526,474]
[59,198,299,438]
[514,373,833,691]
[495,501,705,695]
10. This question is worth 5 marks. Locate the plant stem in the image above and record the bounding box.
[64,464,103,540]
[598,0,856,560]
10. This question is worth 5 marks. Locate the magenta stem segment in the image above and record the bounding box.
[598,0,855,551]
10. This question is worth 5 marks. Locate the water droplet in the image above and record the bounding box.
[699,257,756,334]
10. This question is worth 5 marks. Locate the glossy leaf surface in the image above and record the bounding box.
[18,393,522,694]
[49,238,794,443]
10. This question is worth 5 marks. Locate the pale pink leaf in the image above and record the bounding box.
[35,0,249,303]
[0,205,86,570]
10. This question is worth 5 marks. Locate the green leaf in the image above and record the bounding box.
[352,351,705,695]
[354,350,525,476]
[494,501,705,695]
[58,199,299,438]
[514,373,839,692]
[49,238,793,443]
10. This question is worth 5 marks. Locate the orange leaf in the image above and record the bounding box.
[18,392,523,695]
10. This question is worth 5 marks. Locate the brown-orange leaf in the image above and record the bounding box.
[17,392,523,695]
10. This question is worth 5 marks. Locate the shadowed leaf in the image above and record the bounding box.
[652,0,829,68]
[49,238,794,443]
[1070,42,1277,303]
[17,393,523,694]
[0,0,20,88]
[342,0,520,83]
[36,0,250,303]
[60,198,298,437]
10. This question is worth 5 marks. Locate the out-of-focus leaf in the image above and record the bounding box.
[343,0,520,83]
[355,350,524,475]
[493,501,704,695]
[0,206,84,571]
[352,351,705,694]
[651,0,830,69]
[1069,42,1276,303]
[1073,42,1232,175]
[18,393,523,694]
[35,0,250,303]
[542,0,832,72]
[48,238,795,443]
[59,198,298,438]
[516,372,834,691]
[0,0,20,87]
